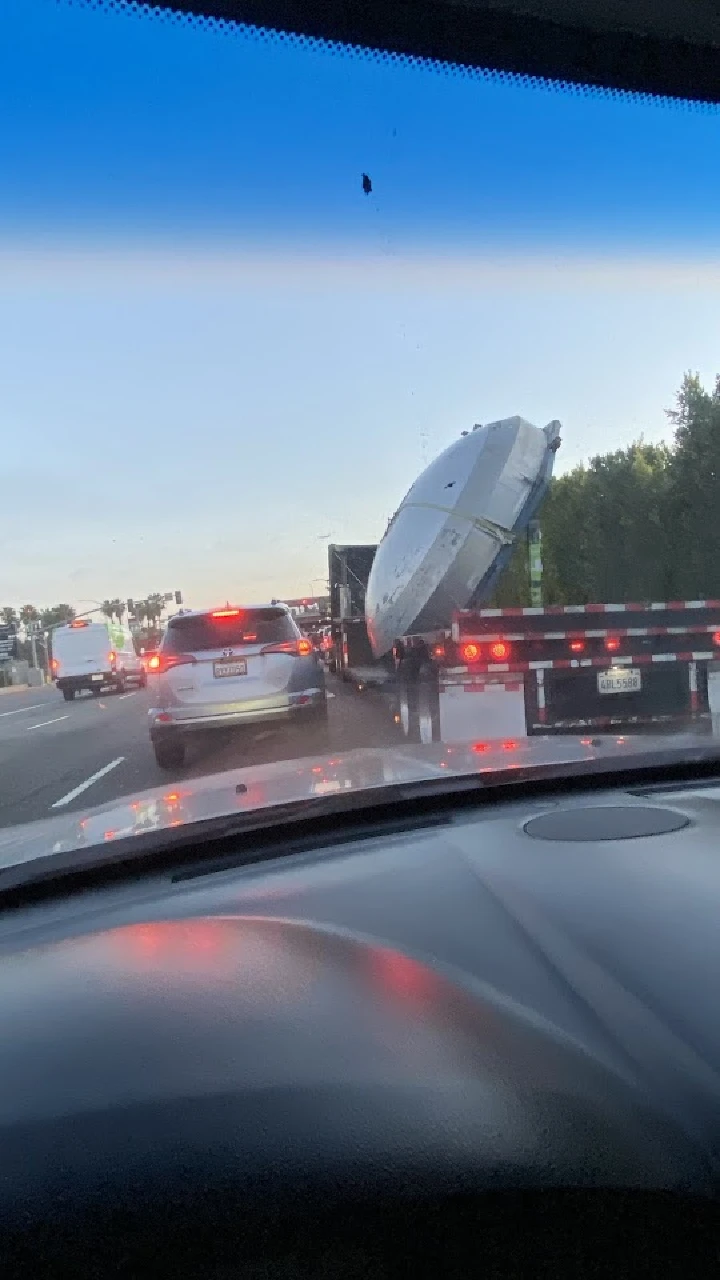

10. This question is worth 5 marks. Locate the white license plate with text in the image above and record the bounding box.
[597,668,641,695]
[213,660,247,679]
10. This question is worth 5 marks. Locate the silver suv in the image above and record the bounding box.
[148,605,328,769]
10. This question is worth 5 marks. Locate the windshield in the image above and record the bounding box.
[164,610,298,652]
[2,0,720,855]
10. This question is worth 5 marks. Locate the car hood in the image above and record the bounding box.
[0,732,715,887]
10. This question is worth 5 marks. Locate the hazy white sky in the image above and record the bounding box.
[4,0,720,613]
[3,241,720,610]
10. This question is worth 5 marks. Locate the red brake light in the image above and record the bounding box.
[69,619,89,628]
[471,741,489,753]
[157,653,197,673]
[147,654,160,671]
[569,639,585,653]
[489,641,510,661]
[262,638,315,657]
[108,651,116,665]
[502,739,518,751]
[51,658,59,672]
[461,642,480,663]
[431,643,445,660]
[713,632,720,647]
[605,636,620,652]
[211,608,241,618]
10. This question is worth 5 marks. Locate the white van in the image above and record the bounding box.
[51,619,146,701]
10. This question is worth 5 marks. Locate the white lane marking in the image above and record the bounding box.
[27,716,69,731]
[0,702,45,719]
[118,691,136,700]
[51,756,125,809]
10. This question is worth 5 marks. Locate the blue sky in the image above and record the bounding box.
[2,0,720,609]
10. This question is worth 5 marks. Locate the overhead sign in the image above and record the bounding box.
[0,625,17,661]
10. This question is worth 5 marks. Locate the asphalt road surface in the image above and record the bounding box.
[0,676,400,831]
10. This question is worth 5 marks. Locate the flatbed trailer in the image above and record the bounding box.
[390,599,720,743]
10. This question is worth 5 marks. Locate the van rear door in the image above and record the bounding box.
[52,621,111,679]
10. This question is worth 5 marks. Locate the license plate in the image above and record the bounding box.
[213,660,247,679]
[597,668,641,695]
[91,674,103,682]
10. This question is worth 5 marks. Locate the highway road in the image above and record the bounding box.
[0,676,400,831]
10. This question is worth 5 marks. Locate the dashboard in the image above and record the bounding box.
[2,777,720,1275]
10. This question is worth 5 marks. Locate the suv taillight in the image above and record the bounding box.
[262,638,313,657]
[156,653,197,674]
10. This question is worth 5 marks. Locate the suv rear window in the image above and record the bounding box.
[163,609,297,653]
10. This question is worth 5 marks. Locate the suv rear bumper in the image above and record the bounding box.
[148,690,326,739]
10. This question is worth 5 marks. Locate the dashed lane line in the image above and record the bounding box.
[27,716,69,731]
[51,757,125,810]
[0,703,46,719]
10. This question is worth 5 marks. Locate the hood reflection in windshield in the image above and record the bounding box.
[2,0,720,855]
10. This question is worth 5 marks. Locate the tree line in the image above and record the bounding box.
[491,371,720,608]
[1,593,169,633]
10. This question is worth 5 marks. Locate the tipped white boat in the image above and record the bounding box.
[365,416,561,658]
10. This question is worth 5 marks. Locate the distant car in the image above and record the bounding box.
[52,619,147,700]
[141,649,159,672]
[147,604,328,769]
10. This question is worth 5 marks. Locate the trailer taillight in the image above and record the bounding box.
[461,642,480,663]
[489,641,510,661]
[431,643,445,660]
[713,632,720,647]
[604,636,620,652]
[569,639,585,653]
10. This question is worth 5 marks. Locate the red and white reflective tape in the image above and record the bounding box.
[446,651,715,676]
[459,600,720,619]
[458,623,720,642]
[536,668,547,723]
[457,681,523,694]
[689,660,699,714]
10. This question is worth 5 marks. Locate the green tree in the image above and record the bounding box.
[549,442,672,604]
[19,604,40,628]
[664,372,720,598]
[145,593,166,628]
[1,607,17,627]
[133,599,149,626]
[40,603,76,629]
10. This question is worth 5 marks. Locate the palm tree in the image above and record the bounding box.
[146,593,166,629]
[102,599,115,621]
[19,604,40,628]
[1,607,17,627]
[133,599,148,626]
[40,604,76,629]
[108,598,125,622]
